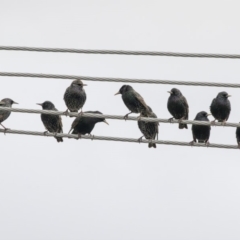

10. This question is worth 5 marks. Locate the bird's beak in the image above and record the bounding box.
[227,95,231,98]
[36,103,43,106]
[83,84,87,86]
[13,101,18,105]
[114,91,120,96]
[103,120,109,125]
[0,101,4,105]
[207,113,212,116]
[167,91,172,94]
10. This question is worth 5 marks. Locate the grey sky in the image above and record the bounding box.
[1,0,240,239]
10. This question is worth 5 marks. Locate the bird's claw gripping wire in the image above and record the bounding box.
[3,128,10,135]
[63,109,69,117]
[138,136,143,143]
[89,134,94,141]
[43,131,48,136]
[211,119,216,126]
[205,141,210,147]
[189,140,195,146]
[168,117,174,123]
[77,134,82,139]
[221,120,227,126]
[78,110,84,116]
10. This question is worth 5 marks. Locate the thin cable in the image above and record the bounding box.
[1,106,240,128]
[0,46,240,59]
[0,128,238,150]
[0,72,240,88]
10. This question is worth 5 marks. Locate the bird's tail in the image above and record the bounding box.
[148,142,157,148]
[179,123,188,129]
[55,137,63,142]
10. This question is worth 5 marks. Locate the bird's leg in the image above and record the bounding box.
[124,112,132,120]
[77,134,82,139]
[168,117,174,123]
[43,131,48,136]
[91,134,94,141]
[63,109,69,117]
[205,141,210,147]
[238,142,240,149]
[211,119,216,126]
[189,140,195,146]
[0,123,9,135]
[178,116,185,123]
[138,136,143,143]
[137,113,143,120]
[78,109,84,116]
[221,120,227,126]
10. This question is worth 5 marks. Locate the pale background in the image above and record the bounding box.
[0,1,240,239]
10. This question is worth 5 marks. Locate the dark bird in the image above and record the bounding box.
[138,106,159,148]
[191,111,211,145]
[37,101,63,142]
[210,91,231,125]
[64,79,87,116]
[68,111,109,138]
[115,85,150,119]
[236,125,240,148]
[167,88,189,129]
[0,98,18,133]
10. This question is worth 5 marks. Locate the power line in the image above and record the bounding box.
[0,128,238,150]
[0,46,240,59]
[1,106,239,128]
[0,72,240,88]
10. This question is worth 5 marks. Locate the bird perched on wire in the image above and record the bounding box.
[167,88,189,129]
[115,85,150,119]
[138,106,159,148]
[210,91,231,125]
[0,98,18,133]
[236,125,240,148]
[37,101,63,142]
[64,79,87,116]
[68,111,109,139]
[191,111,211,145]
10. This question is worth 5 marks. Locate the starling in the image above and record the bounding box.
[138,106,159,148]
[68,111,109,138]
[167,88,189,129]
[37,101,63,142]
[64,79,87,116]
[236,124,240,148]
[0,98,18,133]
[191,111,211,145]
[210,91,231,125]
[115,85,150,119]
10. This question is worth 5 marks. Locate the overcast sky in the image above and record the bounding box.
[1,1,240,239]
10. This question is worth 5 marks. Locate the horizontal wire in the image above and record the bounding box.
[0,46,240,59]
[0,128,238,150]
[0,72,240,88]
[1,106,240,128]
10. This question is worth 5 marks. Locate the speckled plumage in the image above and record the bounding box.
[167,88,189,129]
[115,85,150,118]
[210,91,231,122]
[69,111,108,136]
[192,111,211,144]
[64,79,87,114]
[138,107,159,148]
[0,98,18,130]
[38,101,63,142]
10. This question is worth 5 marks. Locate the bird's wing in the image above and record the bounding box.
[54,107,63,133]
[134,91,149,110]
[210,98,216,110]
[182,96,189,119]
